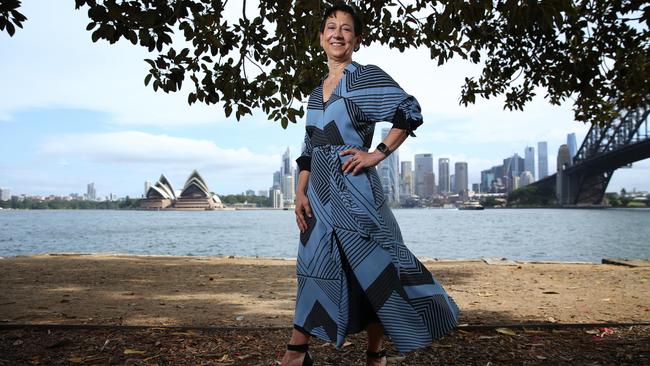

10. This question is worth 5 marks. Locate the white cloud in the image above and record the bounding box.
[39,131,279,174]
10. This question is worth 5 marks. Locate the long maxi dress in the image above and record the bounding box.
[293,62,459,353]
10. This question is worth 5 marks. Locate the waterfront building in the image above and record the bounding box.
[567,133,578,165]
[174,170,224,210]
[538,141,549,179]
[449,174,455,194]
[438,158,450,194]
[414,154,434,199]
[271,188,283,209]
[377,128,400,204]
[141,174,176,209]
[257,190,268,198]
[87,183,96,201]
[280,147,296,205]
[520,171,535,187]
[557,144,571,204]
[273,171,282,188]
[282,174,295,206]
[472,183,480,193]
[454,162,468,197]
[141,170,223,210]
[524,146,536,180]
[0,187,10,201]
[400,161,413,200]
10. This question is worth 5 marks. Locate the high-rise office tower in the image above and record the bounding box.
[0,187,10,201]
[503,153,524,180]
[280,148,295,205]
[567,133,577,165]
[400,161,413,200]
[414,154,434,199]
[87,183,96,201]
[438,158,450,194]
[538,141,548,179]
[377,128,400,204]
[281,147,292,178]
[524,146,535,180]
[454,162,468,196]
[273,171,281,189]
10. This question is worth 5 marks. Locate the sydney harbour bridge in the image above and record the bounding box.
[531,105,649,206]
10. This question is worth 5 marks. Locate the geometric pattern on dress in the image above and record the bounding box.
[293,62,459,353]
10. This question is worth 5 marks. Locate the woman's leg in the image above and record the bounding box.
[280,328,310,366]
[366,322,386,366]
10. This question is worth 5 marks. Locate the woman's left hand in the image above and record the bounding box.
[340,149,384,175]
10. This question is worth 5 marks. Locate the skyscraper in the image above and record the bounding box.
[280,147,295,205]
[0,187,10,201]
[567,133,578,165]
[87,183,96,201]
[454,162,468,196]
[378,128,400,204]
[281,147,292,178]
[273,171,281,189]
[538,141,549,179]
[414,154,434,199]
[399,161,413,200]
[438,158,450,195]
[503,154,524,180]
[524,146,535,180]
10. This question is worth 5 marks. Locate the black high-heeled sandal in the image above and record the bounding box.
[366,348,387,365]
[286,344,314,366]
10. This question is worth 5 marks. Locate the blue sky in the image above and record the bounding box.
[1,2,648,198]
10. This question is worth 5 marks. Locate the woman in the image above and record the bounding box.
[282,4,459,366]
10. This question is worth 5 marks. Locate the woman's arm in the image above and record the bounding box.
[294,170,312,232]
[341,128,408,175]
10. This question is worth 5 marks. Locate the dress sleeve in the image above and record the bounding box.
[295,130,312,172]
[352,65,424,137]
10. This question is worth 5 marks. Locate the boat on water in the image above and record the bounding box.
[458,201,485,210]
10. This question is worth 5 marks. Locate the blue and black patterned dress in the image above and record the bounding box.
[293,61,459,353]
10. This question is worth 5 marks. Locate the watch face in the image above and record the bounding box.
[377,143,389,154]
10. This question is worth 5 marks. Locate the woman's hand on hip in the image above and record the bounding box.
[340,149,384,175]
[295,193,312,233]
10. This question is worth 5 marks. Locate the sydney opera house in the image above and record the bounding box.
[140,170,224,210]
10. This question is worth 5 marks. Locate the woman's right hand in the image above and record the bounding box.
[295,193,312,232]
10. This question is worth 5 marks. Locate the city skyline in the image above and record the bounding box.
[1,3,648,198]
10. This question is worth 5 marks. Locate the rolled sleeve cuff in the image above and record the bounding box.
[392,107,423,137]
[296,156,312,172]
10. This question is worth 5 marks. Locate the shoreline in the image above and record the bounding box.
[3,252,646,265]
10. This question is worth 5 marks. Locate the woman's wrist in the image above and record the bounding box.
[370,149,386,162]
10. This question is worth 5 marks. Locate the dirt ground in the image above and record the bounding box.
[1,254,649,365]
[0,254,648,327]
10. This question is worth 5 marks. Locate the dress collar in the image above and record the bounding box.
[320,61,360,83]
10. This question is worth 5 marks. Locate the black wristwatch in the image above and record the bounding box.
[376,143,392,157]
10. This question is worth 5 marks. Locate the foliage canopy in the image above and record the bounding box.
[2,0,648,127]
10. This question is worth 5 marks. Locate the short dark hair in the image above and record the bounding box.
[320,3,363,37]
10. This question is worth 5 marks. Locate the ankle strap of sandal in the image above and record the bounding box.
[366,348,387,358]
[287,343,309,353]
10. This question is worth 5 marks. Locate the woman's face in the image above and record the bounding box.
[320,11,360,63]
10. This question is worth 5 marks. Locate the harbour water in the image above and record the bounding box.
[0,208,648,262]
